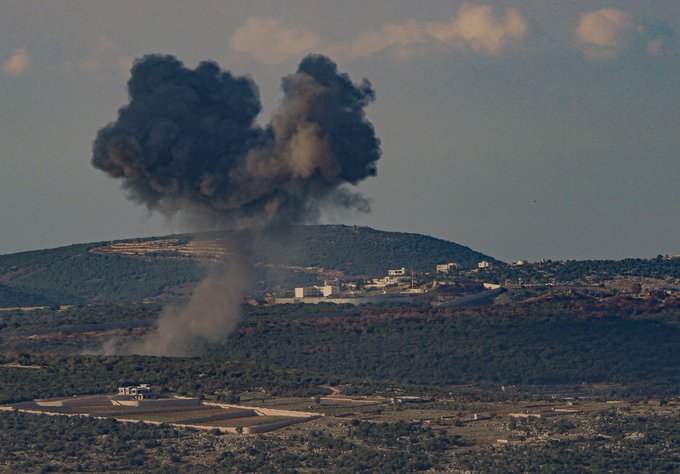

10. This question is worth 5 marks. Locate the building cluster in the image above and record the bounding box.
[289,260,505,303]
[365,267,412,289]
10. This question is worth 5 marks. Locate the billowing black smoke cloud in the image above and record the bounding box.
[92,54,380,356]
[93,54,380,225]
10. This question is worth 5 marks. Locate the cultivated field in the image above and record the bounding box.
[4,393,320,434]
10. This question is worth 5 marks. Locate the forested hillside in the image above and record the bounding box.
[0,225,492,306]
[0,242,203,304]
[212,299,680,393]
[3,224,675,308]
[0,283,57,307]
[2,296,678,398]
[246,225,493,275]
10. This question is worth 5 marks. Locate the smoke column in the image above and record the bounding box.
[92,54,380,356]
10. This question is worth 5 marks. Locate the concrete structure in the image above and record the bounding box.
[509,411,556,419]
[118,384,156,400]
[388,267,406,276]
[388,275,410,285]
[515,259,528,266]
[391,396,428,404]
[295,285,339,298]
[366,273,411,288]
[274,293,420,306]
[436,263,459,273]
[295,287,323,298]
[477,260,491,268]
[364,277,388,289]
[471,413,491,421]
[320,285,339,297]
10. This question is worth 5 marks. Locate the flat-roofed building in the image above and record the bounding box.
[294,287,323,298]
[118,384,157,400]
[436,262,459,273]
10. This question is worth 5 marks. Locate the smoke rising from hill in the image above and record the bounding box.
[92,53,380,356]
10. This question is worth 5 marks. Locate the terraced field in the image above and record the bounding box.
[118,408,229,422]
[199,416,293,428]
[5,395,318,434]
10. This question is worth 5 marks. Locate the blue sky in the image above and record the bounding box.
[1,1,679,261]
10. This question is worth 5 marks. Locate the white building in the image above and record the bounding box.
[477,260,491,269]
[320,285,339,297]
[365,274,410,288]
[436,262,459,273]
[118,384,156,400]
[388,267,406,276]
[295,287,323,298]
[390,275,410,284]
[295,285,339,298]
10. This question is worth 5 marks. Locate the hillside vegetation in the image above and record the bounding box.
[0,283,57,307]
[1,224,677,307]
[1,229,678,473]
[243,225,493,275]
[211,297,680,393]
[0,226,491,306]
[0,242,203,304]
[2,294,678,398]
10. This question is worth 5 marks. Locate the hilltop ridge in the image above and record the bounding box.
[0,225,493,306]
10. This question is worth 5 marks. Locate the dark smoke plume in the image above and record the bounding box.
[93,54,380,226]
[92,54,380,356]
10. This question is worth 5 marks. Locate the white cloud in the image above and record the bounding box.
[328,20,426,61]
[426,4,528,56]
[573,8,675,60]
[576,8,637,60]
[230,5,530,64]
[3,47,30,76]
[229,17,322,64]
